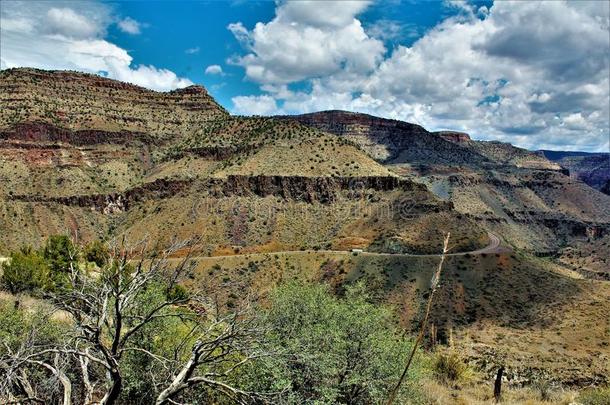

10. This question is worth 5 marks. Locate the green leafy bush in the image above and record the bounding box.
[83,239,109,267]
[43,235,77,272]
[42,235,78,287]
[1,248,50,293]
[259,281,429,404]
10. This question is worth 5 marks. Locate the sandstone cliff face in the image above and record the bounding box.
[433,131,471,143]
[0,122,151,146]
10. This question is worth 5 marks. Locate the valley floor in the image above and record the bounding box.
[176,248,610,390]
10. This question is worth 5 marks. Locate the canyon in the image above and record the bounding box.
[1,68,609,386]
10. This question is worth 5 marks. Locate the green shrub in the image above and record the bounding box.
[1,249,51,293]
[579,386,610,405]
[258,281,429,404]
[43,235,78,287]
[84,240,109,267]
[43,235,77,272]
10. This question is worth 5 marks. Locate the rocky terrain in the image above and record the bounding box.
[1,68,609,386]
[540,150,610,195]
[0,68,485,254]
[282,111,610,255]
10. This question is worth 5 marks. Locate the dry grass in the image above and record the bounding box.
[0,291,71,323]
[215,136,393,177]
[422,379,578,405]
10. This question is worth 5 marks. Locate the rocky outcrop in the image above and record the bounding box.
[433,131,471,143]
[11,178,192,212]
[0,122,153,146]
[11,175,434,208]
[585,225,606,239]
[505,209,610,239]
[211,175,426,203]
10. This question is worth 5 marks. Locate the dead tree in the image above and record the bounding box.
[386,233,451,405]
[1,237,274,405]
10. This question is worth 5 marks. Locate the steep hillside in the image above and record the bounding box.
[277,110,489,165]
[283,111,610,255]
[540,150,610,195]
[0,69,486,254]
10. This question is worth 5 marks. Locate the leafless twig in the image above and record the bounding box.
[386,232,451,405]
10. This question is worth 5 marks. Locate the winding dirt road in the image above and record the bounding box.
[194,232,508,261]
[374,231,506,258]
[0,233,506,265]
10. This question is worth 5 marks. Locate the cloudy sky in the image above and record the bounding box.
[1,0,608,152]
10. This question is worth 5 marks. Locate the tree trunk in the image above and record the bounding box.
[33,356,72,405]
[494,366,504,403]
[79,353,94,404]
[156,341,203,405]
[100,370,122,405]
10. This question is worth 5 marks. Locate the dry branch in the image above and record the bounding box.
[386,232,451,405]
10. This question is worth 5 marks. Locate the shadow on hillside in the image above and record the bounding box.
[347,252,583,335]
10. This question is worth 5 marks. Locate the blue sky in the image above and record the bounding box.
[105,1,276,107]
[103,0,480,108]
[1,0,608,152]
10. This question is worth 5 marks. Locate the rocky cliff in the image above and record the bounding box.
[11,175,434,206]
[540,150,610,195]
[433,131,471,143]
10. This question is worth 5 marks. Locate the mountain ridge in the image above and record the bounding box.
[0,68,487,255]
[0,68,608,261]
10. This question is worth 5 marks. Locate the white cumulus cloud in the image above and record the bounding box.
[117,17,142,35]
[0,1,191,91]
[46,7,103,38]
[227,0,385,85]
[229,0,610,152]
[232,95,278,116]
[205,65,224,75]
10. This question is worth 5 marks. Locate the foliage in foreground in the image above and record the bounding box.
[0,235,89,293]
[1,248,50,293]
[260,281,428,404]
[0,238,429,405]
